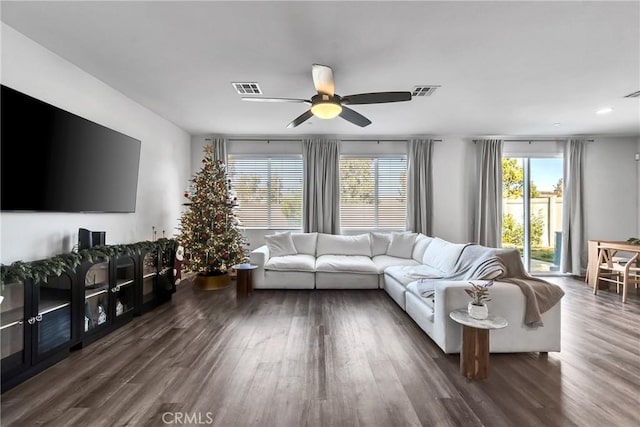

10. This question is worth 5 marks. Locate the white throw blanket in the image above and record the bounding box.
[414,244,564,327]
[412,244,505,290]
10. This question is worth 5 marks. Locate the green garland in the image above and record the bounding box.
[627,237,640,245]
[1,238,178,286]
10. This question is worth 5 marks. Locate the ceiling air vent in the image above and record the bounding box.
[232,82,262,95]
[624,90,640,98]
[411,85,440,97]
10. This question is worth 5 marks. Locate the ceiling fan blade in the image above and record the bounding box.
[341,92,412,105]
[312,64,335,96]
[242,97,310,103]
[339,106,371,127]
[286,109,314,128]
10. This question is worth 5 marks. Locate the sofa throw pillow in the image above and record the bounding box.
[265,232,297,257]
[386,232,418,258]
[422,237,467,274]
[291,232,318,256]
[412,234,434,262]
[370,232,392,256]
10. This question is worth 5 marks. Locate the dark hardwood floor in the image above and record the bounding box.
[1,275,639,427]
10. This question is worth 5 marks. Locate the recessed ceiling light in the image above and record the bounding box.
[596,107,613,115]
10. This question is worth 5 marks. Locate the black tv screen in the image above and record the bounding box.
[1,85,141,213]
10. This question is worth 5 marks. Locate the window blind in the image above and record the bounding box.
[339,156,407,230]
[227,156,303,229]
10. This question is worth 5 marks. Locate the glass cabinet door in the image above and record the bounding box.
[158,249,175,295]
[142,251,158,306]
[36,273,72,356]
[1,280,26,373]
[114,256,136,318]
[84,261,110,332]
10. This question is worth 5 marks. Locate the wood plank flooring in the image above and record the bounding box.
[1,276,639,427]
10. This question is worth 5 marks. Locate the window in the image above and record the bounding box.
[501,156,563,273]
[339,156,407,230]
[227,156,303,229]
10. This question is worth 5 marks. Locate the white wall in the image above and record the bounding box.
[584,136,638,241]
[637,136,640,235]
[0,24,192,264]
[432,136,477,244]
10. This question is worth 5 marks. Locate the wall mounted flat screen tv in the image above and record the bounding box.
[1,84,141,212]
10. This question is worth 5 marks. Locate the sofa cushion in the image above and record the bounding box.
[412,234,434,262]
[315,255,378,274]
[406,280,435,310]
[370,232,392,256]
[422,237,467,274]
[265,231,297,257]
[387,232,418,258]
[291,232,318,256]
[372,255,420,274]
[265,254,316,272]
[384,264,443,286]
[316,234,372,257]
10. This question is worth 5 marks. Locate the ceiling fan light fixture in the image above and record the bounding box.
[311,101,342,119]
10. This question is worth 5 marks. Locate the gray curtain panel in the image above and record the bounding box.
[561,139,587,275]
[302,139,340,234]
[473,139,503,247]
[406,138,434,235]
[210,137,227,163]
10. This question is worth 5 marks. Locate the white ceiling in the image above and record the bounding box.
[1,1,639,137]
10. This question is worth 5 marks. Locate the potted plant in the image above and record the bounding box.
[465,280,493,319]
[177,145,248,290]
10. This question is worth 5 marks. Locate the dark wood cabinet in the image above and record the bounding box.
[75,254,138,347]
[1,248,176,392]
[139,248,175,314]
[1,271,75,392]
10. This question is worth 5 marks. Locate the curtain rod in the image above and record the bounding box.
[473,139,594,144]
[214,138,443,142]
[341,139,442,142]
[212,138,301,142]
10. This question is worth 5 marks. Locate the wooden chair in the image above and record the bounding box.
[594,249,640,303]
[595,249,624,289]
[610,253,640,303]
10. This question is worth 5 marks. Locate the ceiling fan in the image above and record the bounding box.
[241,64,412,128]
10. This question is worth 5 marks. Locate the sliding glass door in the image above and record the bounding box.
[502,157,563,273]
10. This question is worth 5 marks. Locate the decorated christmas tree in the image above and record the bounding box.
[178,145,247,278]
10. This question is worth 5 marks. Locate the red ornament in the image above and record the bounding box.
[184,192,189,198]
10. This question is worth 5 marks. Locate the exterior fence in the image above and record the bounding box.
[503,193,563,248]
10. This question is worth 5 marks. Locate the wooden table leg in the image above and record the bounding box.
[236,270,248,298]
[246,269,253,295]
[587,240,598,285]
[460,325,490,380]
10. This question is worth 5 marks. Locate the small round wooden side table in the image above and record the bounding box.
[449,309,508,380]
[233,264,258,298]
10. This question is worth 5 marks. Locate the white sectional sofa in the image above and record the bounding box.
[250,231,563,354]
